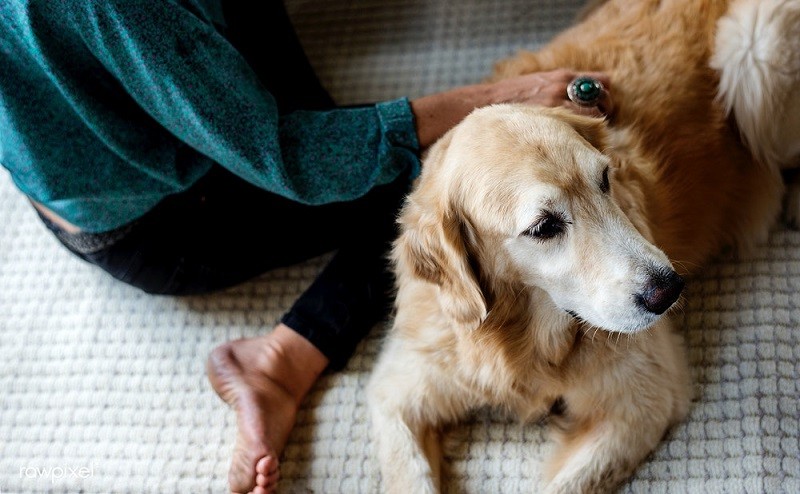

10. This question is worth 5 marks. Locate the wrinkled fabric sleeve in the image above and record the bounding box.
[66,0,420,205]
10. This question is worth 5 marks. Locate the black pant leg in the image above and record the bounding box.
[280,185,405,370]
[220,0,335,113]
[76,165,408,296]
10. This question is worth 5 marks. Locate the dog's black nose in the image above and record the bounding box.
[635,269,684,315]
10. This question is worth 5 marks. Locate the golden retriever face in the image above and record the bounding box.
[398,105,684,334]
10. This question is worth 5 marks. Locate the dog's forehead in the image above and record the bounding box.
[451,112,603,189]
[444,111,611,233]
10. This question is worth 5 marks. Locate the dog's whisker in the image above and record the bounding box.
[592,326,600,343]
[669,258,700,274]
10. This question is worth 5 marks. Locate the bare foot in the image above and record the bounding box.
[207,324,329,493]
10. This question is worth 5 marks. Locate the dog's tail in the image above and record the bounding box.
[711,0,800,170]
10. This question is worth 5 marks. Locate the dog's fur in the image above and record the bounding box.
[368,1,798,492]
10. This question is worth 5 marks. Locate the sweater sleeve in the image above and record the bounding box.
[65,0,420,204]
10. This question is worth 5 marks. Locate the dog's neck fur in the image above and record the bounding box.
[461,267,644,421]
[459,272,586,407]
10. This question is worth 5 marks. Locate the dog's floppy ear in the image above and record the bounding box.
[393,133,487,333]
[395,207,487,332]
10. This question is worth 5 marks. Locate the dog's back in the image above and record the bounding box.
[492,0,787,271]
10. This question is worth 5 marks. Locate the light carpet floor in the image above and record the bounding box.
[0,1,798,492]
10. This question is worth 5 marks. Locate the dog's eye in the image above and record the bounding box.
[600,166,610,194]
[523,213,567,241]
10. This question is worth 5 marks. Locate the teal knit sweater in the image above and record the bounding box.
[0,0,420,232]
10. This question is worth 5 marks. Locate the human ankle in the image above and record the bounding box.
[259,324,329,402]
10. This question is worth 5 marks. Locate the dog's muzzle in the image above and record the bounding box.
[566,76,604,107]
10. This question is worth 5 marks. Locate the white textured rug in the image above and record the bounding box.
[1,1,798,493]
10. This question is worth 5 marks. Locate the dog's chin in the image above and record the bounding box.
[564,307,661,334]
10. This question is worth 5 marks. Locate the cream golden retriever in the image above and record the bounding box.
[368,0,799,493]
